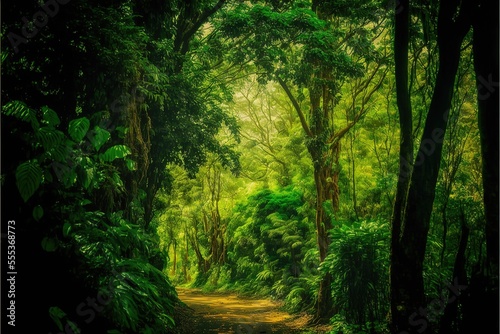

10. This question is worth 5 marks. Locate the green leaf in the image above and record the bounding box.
[63,222,72,237]
[82,167,94,189]
[15,160,43,202]
[44,169,53,183]
[90,126,111,151]
[42,106,60,127]
[68,117,90,142]
[115,126,128,139]
[33,205,44,221]
[125,158,136,171]
[62,169,78,188]
[100,145,131,162]
[41,237,58,252]
[36,127,65,151]
[47,142,71,162]
[2,100,39,130]
[49,306,67,331]
[80,199,92,206]
[67,320,80,334]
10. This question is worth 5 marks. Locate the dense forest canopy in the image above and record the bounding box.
[1,0,498,333]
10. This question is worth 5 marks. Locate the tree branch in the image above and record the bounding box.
[174,0,227,58]
[276,75,312,137]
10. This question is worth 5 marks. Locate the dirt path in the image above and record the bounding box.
[175,288,331,334]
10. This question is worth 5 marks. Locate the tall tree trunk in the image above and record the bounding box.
[172,240,177,276]
[313,177,335,320]
[309,92,339,321]
[390,0,472,332]
[349,131,359,220]
[207,165,226,267]
[439,208,469,333]
[183,230,189,282]
[389,0,414,330]
[462,0,499,332]
[313,161,337,320]
[474,0,499,291]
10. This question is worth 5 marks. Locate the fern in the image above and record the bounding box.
[256,269,274,281]
[324,220,390,326]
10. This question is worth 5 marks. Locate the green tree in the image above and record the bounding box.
[390,0,478,332]
[2,101,177,333]
[133,0,241,227]
[218,1,390,319]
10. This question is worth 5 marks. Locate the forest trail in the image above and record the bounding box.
[176,288,331,334]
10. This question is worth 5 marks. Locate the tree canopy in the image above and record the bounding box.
[1,0,497,333]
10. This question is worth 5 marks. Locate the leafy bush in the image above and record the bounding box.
[320,220,390,330]
[3,101,178,333]
[224,186,318,311]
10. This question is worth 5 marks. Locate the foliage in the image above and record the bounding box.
[320,220,390,328]
[2,102,177,333]
[1,0,491,332]
[328,314,389,334]
[225,187,318,312]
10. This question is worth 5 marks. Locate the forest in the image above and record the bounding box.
[1,0,498,333]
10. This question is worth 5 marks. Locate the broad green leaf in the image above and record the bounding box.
[41,237,58,252]
[44,169,53,183]
[68,117,90,142]
[42,106,60,127]
[47,142,71,162]
[33,205,44,221]
[15,160,43,202]
[125,158,136,171]
[62,169,78,188]
[80,199,92,206]
[82,167,94,189]
[115,126,128,139]
[52,161,77,188]
[2,100,39,130]
[90,126,111,151]
[100,145,131,162]
[36,127,65,151]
